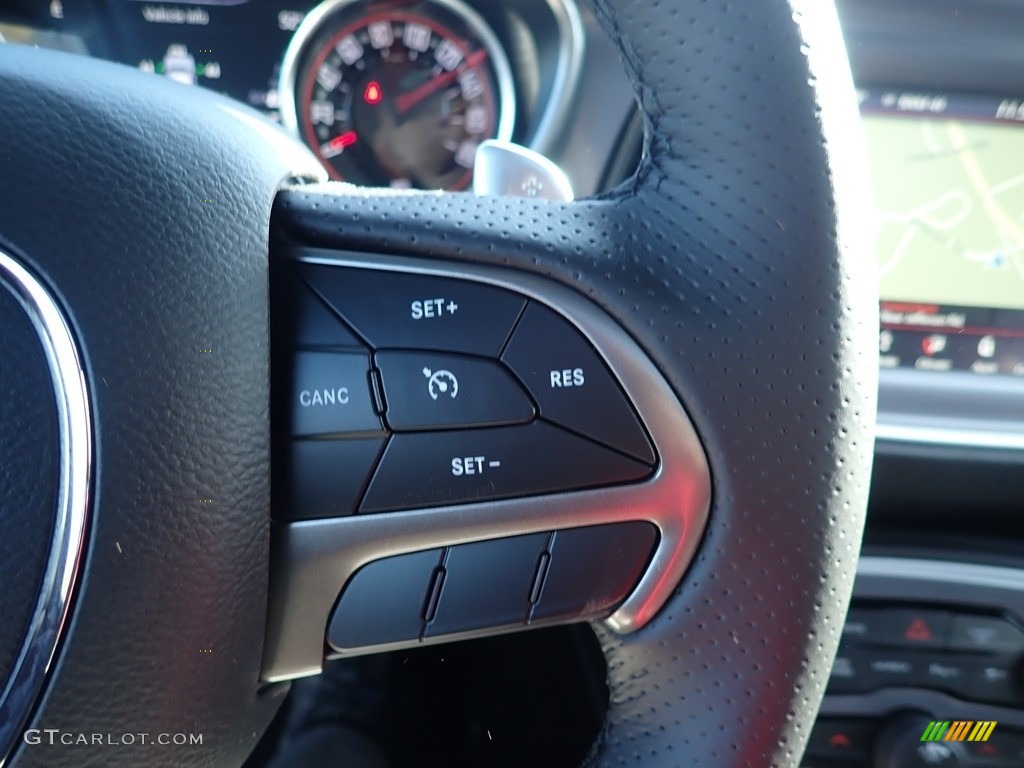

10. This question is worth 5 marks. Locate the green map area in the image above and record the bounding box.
[865,114,1024,310]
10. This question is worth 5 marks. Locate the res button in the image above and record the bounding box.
[502,302,655,465]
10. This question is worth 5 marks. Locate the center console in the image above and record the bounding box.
[806,558,1024,767]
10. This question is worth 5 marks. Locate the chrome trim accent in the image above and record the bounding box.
[278,0,516,178]
[876,368,1024,451]
[261,250,712,682]
[527,0,585,155]
[857,556,1024,593]
[0,251,92,768]
[875,422,1024,451]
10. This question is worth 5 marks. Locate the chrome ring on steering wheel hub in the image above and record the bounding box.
[0,249,91,767]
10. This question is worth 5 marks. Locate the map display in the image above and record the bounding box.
[865,111,1024,311]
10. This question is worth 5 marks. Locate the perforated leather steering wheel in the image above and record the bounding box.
[0,0,876,766]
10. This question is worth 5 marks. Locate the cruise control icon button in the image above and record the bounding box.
[376,351,534,431]
[502,302,655,465]
[289,351,381,436]
[423,368,458,400]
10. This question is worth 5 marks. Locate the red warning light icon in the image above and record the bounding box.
[828,733,853,749]
[905,618,933,642]
[363,81,383,105]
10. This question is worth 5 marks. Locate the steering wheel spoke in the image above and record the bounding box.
[262,234,711,680]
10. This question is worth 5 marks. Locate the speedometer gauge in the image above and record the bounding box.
[279,0,516,190]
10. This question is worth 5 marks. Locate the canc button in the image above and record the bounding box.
[290,351,381,436]
[502,302,655,464]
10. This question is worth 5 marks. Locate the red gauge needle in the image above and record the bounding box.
[394,48,489,115]
[329,131,358,151]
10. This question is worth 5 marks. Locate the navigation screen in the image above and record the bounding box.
[862,91,1024,377]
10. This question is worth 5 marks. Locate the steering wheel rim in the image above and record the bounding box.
[0,0,876,765]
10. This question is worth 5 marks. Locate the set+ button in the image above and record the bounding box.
[296,263,526,356]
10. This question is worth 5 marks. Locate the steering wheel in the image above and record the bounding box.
[0,0,876,765]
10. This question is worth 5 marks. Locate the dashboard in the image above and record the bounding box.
[4,1,1024,766]
[4,0,1022,426]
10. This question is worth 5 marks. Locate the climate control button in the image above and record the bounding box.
[948,615,1024,654]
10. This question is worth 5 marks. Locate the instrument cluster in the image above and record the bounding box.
[0,0,583,190]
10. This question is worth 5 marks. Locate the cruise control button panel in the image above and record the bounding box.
[274,263,659,520]
[263,256,712,680]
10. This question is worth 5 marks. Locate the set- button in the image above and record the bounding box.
[360,422,651,513]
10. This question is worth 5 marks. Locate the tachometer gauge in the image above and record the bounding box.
[279,0,515,190]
